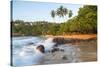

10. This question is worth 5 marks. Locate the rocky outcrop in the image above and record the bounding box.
[52,37,97,46]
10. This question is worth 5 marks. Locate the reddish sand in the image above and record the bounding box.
[45,34,97,39]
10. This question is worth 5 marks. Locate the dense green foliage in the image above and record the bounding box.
[12,5,97,36]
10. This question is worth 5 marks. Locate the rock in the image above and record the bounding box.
[60,49,64,52]
[51,48,60,53]
[50,47,65,53]
[28,42,34,45]
[62,55,67,60]
[53,37,69,45]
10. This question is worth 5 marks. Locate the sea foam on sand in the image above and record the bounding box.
[13,37,81,66]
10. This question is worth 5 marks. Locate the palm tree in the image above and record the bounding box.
[51,10,56,22]
[50,5,72,23]
[68,10,73,18]
[56,6,68,22]
[56,6,68,17]
[56,6,65,17]
[63,8,68,16]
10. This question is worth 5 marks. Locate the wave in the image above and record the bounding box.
[12,37,81,66]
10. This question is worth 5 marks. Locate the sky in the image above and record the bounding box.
[12,1,83,23]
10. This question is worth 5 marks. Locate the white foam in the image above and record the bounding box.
[13,37,81,66]
[14,45,44,66]
[33,38,56,52]
[40,38,56,52]
[12,37,41,46]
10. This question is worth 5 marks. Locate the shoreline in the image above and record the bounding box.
[12,34,97,39]
[12,34,97,42]
[12,34,97,64]
[44,34,97,40]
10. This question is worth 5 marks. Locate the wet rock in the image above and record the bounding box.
[53,37,71,45]
[60,49,64,52]
[62,55,67,60]
[50,47,65,53]
[51,48,60,53]
[28,42,34,45]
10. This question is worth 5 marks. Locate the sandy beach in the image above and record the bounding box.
[45,34,97,39]
[12,34,97,65]
[43,34,97,64]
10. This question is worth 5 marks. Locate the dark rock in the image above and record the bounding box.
[28,42,34,45]
[50,47,65,53]
[60,49,64,52]
[36,45,45,53]
[51,48,60,53]
[53,37,72,45]
[62,55,67,60]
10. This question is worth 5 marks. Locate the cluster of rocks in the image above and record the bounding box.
[49,47,64,53]
[53,37,70,45]
[52,37,97,46]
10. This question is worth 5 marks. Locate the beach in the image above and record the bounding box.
[12,34,97,66]
[43,34,97,64]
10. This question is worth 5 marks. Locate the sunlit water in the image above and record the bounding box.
[12,36,81,66]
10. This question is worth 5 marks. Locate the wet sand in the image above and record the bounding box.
[74,40,97,62]
[43,38,97,64]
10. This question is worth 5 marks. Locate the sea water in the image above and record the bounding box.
[12,36,81,66]
[12,36,45,66]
